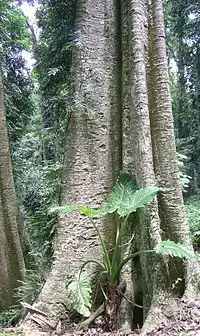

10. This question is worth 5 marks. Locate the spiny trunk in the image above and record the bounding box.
[0,73,25,310]
[26,0,122,324]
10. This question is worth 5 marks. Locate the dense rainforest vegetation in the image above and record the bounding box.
[0,0,200,335]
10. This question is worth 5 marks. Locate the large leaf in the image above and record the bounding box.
[102,172,137,215]
[49,205,80,214]
[154,240,196,260]
[66,271,92,317]
[102,172,159,217]
[49,205,103,217]
[123,186,160,216]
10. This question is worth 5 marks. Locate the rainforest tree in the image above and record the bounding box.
[0,72,25,310]
[167,0,200,191]
[0,0,35,310]
[22,0,200,335]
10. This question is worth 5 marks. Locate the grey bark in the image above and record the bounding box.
[31,0,122,319]
[119,0,170,331]
[148,0,200,300]
[0,73,25,310]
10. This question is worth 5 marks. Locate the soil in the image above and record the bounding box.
[1,299,200,336]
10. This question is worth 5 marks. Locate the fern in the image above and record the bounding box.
[154,240,196,259]
[66,271,92,317]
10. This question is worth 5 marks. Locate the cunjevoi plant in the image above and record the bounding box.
[50,172,196,325]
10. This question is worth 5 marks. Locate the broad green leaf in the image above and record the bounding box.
[102,172,159,217]
[154,240,196,260]
[102,172,137,214]
[66,271,92,317]
[49,205,104,217]
[121,186,160,216]
[49,205,80,214]
[79,206,105,217]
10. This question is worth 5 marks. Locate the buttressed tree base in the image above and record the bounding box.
[22,0,200,335]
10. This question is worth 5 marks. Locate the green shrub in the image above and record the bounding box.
[185,195,200,248]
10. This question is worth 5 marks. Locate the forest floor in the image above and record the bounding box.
[1,299,200,336]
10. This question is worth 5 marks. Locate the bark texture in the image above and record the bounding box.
[0,74,25,310]
[126,1,170,331]
[148,0,200,300]
[32,0,122,319]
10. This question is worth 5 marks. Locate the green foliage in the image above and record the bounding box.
[1,0,34,142]
[51,173,159,283]
[154,240,195,259]
[35,0,75,161]
[66,271,92,317]
[51,172,159,315]
[15,269,43,304]
[185,195,200,247]
[0,306,21,325]
[52,172,195,317]
[167,0,200,191]
[13,111,60,269]
[102,172,159,217]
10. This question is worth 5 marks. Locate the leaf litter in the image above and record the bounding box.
[1,299,200,336]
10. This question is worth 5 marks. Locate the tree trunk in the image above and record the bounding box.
[27,0,122,322]
[0,73,25,310]
[124,1,170,332]
[119,0,200,333]
[149,0,200,300]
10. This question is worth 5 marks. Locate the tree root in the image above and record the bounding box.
[79,303,105,329]
[140,295,178,336]
[79,281,127,330]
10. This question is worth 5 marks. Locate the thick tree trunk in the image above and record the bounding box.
[119,0,170,332]
[23,1,199,334]
[0,74,25,310]
[149,0,200,301]
[26,0,122,325]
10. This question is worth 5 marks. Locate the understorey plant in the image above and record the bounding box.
[51,172,196,330]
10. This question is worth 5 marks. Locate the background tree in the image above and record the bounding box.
[0,0,33,311]
[167,0,200,191]
[0,71,25,310]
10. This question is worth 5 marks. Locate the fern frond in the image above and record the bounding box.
[154,240,196,259]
